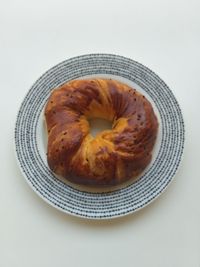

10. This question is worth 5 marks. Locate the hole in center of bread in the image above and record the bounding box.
[88,118,112,137]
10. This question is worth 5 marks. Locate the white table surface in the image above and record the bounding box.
[0,0,200,266]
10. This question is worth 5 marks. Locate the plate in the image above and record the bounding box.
[14,54,185,219]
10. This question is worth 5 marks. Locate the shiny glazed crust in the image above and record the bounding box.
[45,79,158,186]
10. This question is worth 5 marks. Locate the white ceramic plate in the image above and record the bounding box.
[15,54,184,219]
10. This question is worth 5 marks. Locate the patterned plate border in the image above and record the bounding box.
[14,54,185,219]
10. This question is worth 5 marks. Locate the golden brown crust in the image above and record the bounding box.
[45,79,158,186]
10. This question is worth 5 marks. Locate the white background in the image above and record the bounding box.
[0,0,200,266]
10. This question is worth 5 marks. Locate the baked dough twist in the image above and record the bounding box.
[45,79,158,186]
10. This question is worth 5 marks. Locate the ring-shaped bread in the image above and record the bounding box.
[45,79,158,186]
